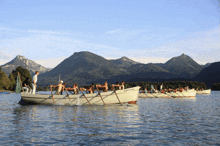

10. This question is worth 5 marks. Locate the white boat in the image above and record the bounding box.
[19,86,140,106]
[196,89,211,94]
[139,90,197,98]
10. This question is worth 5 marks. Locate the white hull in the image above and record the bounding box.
[20,86,140,106]
[139,90,197,98]
[196,89,211,94]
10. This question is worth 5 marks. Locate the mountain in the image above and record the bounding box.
[37,50,182,87]
[203,63,212,68]
[162,53,204,78]
[124,63,179,82]
[194,61,220,88]
[110,56,140,68]
[0,55,51,76]
[38,51,128,86]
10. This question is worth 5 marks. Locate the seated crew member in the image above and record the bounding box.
[120,81,125,90]
[22,77,31,93]
[96,81,108,92]
[74,83,79,94]
[144,88,148,93]
[50,80,63,95]
[112,82,120,90]
[60,83,67,95]
[85,85,94,94]
[65,84,77,94]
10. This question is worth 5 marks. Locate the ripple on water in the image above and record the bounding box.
[0,92,220,145]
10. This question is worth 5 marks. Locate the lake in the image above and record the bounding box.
[0,91,219,145]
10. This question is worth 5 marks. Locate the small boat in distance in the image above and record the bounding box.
[0,91,11,94]
[19,86,140,106]
[196,89,211,94]
[139,90,197,98]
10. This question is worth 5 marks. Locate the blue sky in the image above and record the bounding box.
[0,0,219,68]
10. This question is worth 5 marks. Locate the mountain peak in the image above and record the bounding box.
[1,55,51,75]
[164,54,203,77]
[120,56,130,61]
[181,53,186,56]
[16,55,26,60]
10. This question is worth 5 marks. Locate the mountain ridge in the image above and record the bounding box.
[0,55,51,76]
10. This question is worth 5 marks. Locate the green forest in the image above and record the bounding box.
[0,66,32,91]
[1,66,219,91]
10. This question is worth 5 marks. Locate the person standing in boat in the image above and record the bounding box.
[50,80,64,95]
[160,84,163,92]
[32,71,39,94]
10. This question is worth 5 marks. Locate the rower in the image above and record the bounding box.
[96,81,108,92]
[50,80,64,95]
[86,85,94,94]
[65,84,77,94]
[112,82,120,90]
[120,81,125,90]
[61,83,67,95]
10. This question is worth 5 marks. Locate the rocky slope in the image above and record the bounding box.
[110,56,140,68]
[0,55,51,76]
[194,61,220,88]
[161,54,204,78]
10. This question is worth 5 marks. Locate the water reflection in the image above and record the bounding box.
[0,92,220,145]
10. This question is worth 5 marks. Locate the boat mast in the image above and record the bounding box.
[58,74,61,84]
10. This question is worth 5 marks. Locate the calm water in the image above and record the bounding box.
[0,91,220,145]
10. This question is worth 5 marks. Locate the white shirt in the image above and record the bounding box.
[32,74,38,84]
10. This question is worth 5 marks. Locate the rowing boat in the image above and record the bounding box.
[196,89,211,94]
[19,86,140,105]
[0,91,11,94]
[139,90,197,98]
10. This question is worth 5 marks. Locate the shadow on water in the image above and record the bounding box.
[0,92,220,145]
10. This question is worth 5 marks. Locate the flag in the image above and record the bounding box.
[151,84,154,90]
[15,74,21,94]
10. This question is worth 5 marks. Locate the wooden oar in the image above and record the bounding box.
[65,88,71,101]
[79,88,91,105]
[50,87,55,104]
[150,91,159,98]
[144,92,151,98]
[113,89,122,104]
[96,87,105,105]
[163,91,175,98]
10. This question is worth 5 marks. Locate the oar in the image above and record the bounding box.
[50,87,55,104]
[150,91,159,98]
[144,92,153,98]
[163,91,175,98]
[65,88,71,101]
[113,89,122,104]
[79,88,91,105]
[96,87,105,105]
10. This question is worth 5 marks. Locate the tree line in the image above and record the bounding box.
[0,66,209,91]
[0,66,32,91]
[211,83,220,90]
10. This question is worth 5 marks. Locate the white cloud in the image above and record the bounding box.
[0,50,11,60]
[121,26,220,64]
[105,29,121,34]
